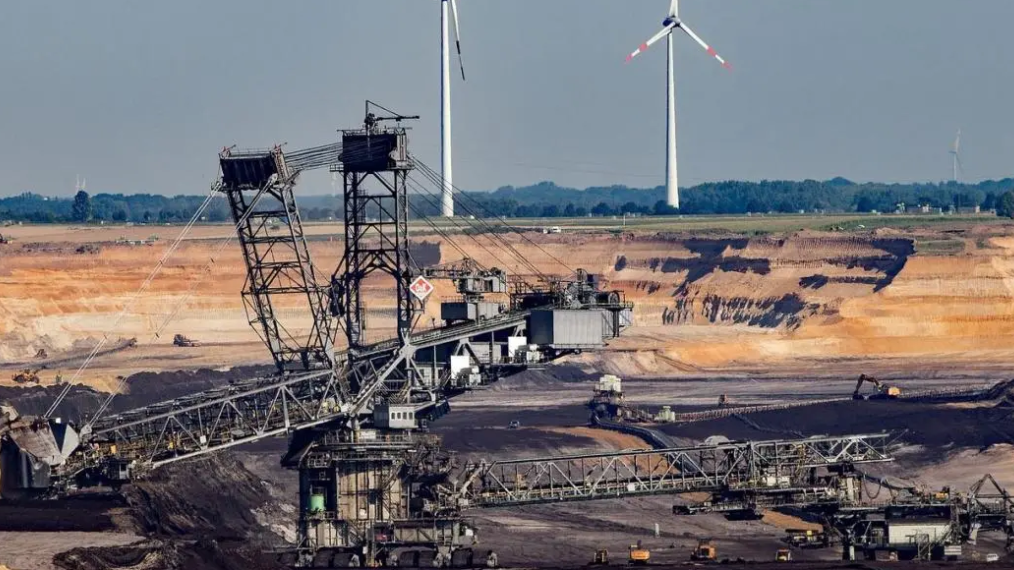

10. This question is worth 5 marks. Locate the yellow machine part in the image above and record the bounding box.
[692,544,716,561]
[628,547,651,564]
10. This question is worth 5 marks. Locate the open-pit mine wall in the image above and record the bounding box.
[4,230,1014,383]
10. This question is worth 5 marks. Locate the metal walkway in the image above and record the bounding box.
[449,433,894,508]
[76,311,534,471]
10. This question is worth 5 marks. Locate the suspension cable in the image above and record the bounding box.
[410,173,545,280]
[410,165,552,279]
[405,176,521,273]
[43,186,218,419]
[85,181,273,428]
[409,173,544,278]
[405,200,479,268]
[412,157,576,275]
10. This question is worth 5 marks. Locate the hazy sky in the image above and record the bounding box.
[1,1,1012,197]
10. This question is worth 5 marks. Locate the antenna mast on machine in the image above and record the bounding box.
[329,101,423,399]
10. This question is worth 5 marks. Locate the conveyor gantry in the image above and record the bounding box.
[70,309,539,472]
[52,132,630,488]
[446,433,894,509]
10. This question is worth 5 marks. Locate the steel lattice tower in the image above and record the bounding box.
[219,147,336,372]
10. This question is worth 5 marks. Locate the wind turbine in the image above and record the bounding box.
[950,129,963,183]
[440,0,465,217]
[626,0,730,210]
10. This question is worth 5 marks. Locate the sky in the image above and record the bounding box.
[1,0,1012,198]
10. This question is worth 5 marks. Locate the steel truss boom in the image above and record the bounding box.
[447,434,894,509]
[64,312,532,473]
[24,108,632,570]
[219,146,338,372]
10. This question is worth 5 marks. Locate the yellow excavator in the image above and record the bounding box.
[628,541,651,565]
[852,374,901,400]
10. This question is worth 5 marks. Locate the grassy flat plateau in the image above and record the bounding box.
[2,213,1008,245]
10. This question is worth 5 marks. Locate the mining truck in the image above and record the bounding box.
[691,539,717,561]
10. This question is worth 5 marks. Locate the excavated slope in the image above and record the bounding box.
[3,227,1014,385]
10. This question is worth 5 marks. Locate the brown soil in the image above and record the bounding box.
[52,539,285,570]
[8,224,1014,568]
[8,227,1014,388]
[0,366,271,423]
[657,398,1014,452]
[0,494,126,533]
[0,532,139,570]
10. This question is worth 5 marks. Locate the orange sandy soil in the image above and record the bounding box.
[4,223,1014,389]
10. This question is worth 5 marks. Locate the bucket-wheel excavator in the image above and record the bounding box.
[0,104,923,567]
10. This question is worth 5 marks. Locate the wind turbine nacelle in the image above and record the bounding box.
[663,17,676,28]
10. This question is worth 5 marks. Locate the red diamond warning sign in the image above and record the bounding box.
[409,276,434,301]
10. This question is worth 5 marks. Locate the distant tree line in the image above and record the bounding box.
[4,177,1014,224]
[461,178,1014,218]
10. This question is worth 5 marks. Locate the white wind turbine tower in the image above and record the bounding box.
[950,129,963,183]
[440,0,465,217]
[626,0,731,210]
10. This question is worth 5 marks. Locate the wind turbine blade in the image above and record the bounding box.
[678,22,732,69]
[450,0,465,81]
[626,25,674,62]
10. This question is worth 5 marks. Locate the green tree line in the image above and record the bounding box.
[4,177,1014,224]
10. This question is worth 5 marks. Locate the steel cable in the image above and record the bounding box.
[44,186,218,419]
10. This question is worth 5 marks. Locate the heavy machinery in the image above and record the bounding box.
[667,453,1014,562]
[775,548,792,562]
[588,374,653,423]
[628,541,650,565]
[171,334,201,347]
[691,539,717,561]
[779,474,1014,562]
[0,404,19,439]
[592,549,609,565]
[785,528,828,549]
[0,103,635,565]
[11,369,41,385]
[852,374,901,400]
[0,104,924,567]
